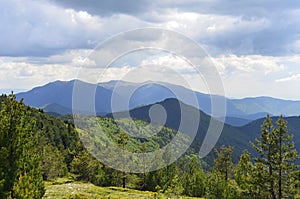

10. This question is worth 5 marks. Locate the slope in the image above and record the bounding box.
[108,98,252,163]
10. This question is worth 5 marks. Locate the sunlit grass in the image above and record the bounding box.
[43,178,204,199]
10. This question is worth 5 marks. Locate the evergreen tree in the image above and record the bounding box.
[235,150,256,198]
[0,94,45,198]
[116,130,129,188]
[70,150,108,186]
[180,155,206,197]
[275,116,298,198]
[140,141,147,190]
[205,171,228,199]
[213,145,234,181]
[250,115,299,199]
[39,141,68,180]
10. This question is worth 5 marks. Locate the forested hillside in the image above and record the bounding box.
[0,94,299,198]
[109,98,300,164]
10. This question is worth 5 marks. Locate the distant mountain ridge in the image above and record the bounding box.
[15,79,300,125]
[107,98,300,164]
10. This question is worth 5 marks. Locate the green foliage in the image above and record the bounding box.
[249,115,299,198]
[205,172,227,199]
[39,142,68,180]
[2,94,300,199]
[70,150,109,187]
[13,172,44,199]
[0,94,45,198]
[213,146,234,181]
[235,150,256,198]
[205,171,241,199]
[179,155,206,197]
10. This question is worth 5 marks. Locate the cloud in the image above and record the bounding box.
[209,54,300,99]
[276,74,300,83]
[46,0,300,56]
[2,0,299,58]
[1,0,300,100]
[212,54,286,78]
[0,57,78,90]
[50,0,153,16]
[0,0,100,56]
[0,0,152,57]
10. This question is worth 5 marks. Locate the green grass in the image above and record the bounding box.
[43,178,204,199]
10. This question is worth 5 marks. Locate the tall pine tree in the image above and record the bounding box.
[0,94,45,198]
[213,145,234,181]
[250,115,298,199]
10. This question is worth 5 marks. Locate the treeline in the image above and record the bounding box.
[0,94,83,198]
[0,94,299,198]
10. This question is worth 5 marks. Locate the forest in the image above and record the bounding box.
[0,94,299,199]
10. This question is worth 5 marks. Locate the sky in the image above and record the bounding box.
[0,0,300,100]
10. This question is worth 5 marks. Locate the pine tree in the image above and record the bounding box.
[0,94,45,198]
[250,115,299,199]
[213,145,234,181]
[275,116,298,198]
[235,150,255,198]
[181,155,206,197]
[116,130,129,188]
[140,141,147,190]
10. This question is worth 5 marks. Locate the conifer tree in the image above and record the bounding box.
[116,130,129,188]
[213,145,234,181]
[235,150,256,198]
[250,115,299,199]
[0,94,44,198]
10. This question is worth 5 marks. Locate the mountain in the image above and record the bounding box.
[41,103,72,115]
[16,80,300,123]
[230,97,300,116]
[220,117,251,127]
[99,80,300,121]
[107,98,300,164]
[238,115,300,148]
[108,98,252,163]
[16,80,121,115]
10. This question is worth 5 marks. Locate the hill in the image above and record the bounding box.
[1,94,299,198]
[238,115,300,155]
[16,80,118,115]
[108,98,252,163]
[108,98,300,164]
[16,80,300,124]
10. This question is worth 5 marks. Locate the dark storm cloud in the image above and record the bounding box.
[0,0,299,57]
[48,0,300,56]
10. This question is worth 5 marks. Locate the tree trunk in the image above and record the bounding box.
[270,165,276,199]
[268,143,276,199]
[278,134,282,199]
[122,172,126,188]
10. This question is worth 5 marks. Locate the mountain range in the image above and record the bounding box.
[16,79,300,126]
[12,79,300,164]
[108,98,300,164]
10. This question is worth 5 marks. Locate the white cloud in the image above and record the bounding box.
[276,74,300,83]
[212,54,286,78]
[0,57,78,91]
[0,0,152,57]
[1,0,300,100]
[141,54,192,72]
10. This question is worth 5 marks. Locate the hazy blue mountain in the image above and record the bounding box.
[16,80,120,115]
[16,80,300,122]
[100,80,300,120]
[219,117,251,127]
[230,97,300,116]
